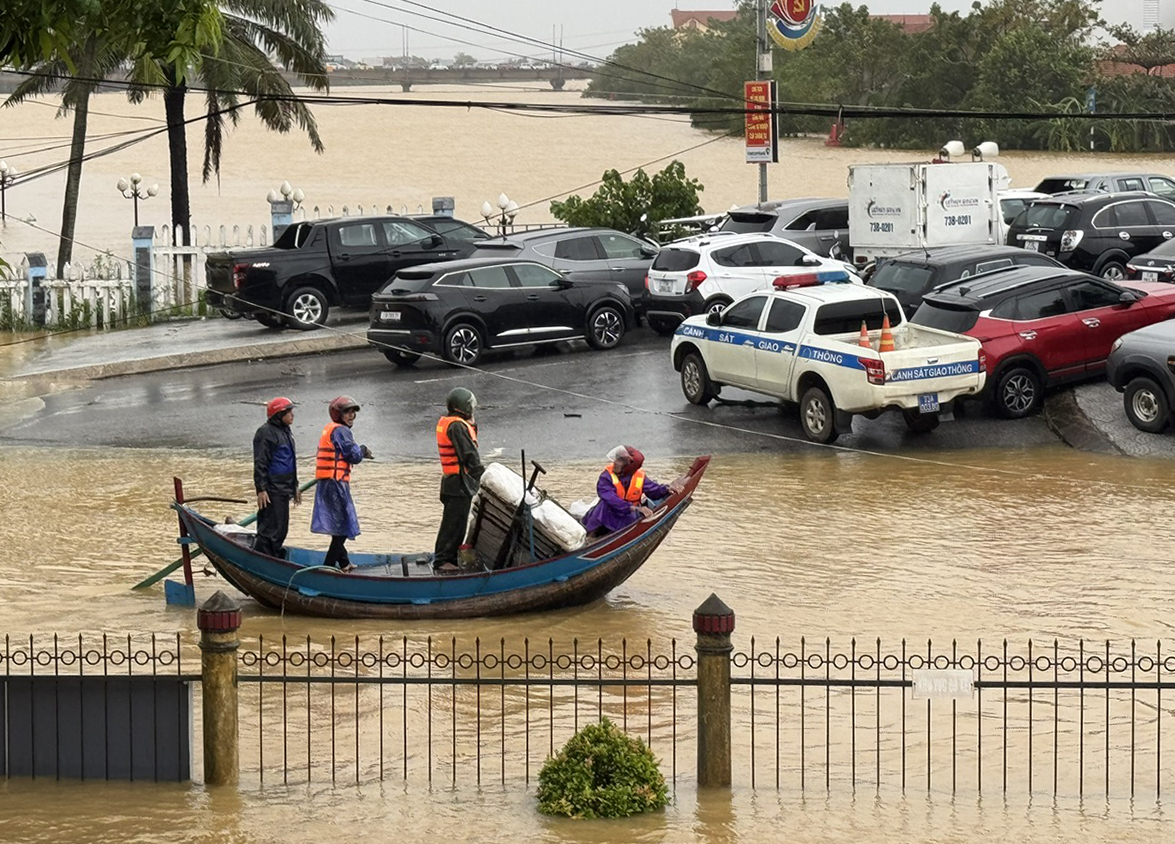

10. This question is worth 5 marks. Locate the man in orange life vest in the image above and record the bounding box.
[583,445,681,537]
[434,387,484,572]
[311,396,373,572]
[253,397,300,558]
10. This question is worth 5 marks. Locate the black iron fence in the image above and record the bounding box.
[3,612,1174,797]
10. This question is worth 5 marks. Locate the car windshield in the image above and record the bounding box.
[1142,238,1175,258]
[911,301,979,333]
[812,299,904,335]
[869,263,935,298]
[1035,178,1089,194]
[427,219,489,242]
[651,248,700,271]
[1016,204,1080,231]
[378,270,434,293]
[719,212,775,234]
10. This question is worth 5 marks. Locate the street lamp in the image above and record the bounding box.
[116,173,158,227]
[0,160,17,223]
[481,192,519,236]
[266,180,305,210]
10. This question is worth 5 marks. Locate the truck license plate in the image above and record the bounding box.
[918,393,940,413]
[1143,271,1158,282]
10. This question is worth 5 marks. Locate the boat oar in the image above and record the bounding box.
[132,478,318,590]
[493,452,546,570]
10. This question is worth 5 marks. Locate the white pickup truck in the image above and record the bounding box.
[669,279,987,443]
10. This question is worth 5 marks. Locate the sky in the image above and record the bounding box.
[321,0,984,63]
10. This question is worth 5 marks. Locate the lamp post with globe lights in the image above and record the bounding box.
[481,193,519,236]
[267,181,304,240]
[116,173,158,227]
[0,160,17,223]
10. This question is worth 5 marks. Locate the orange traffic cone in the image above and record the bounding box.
[858,320,871,349]
[879,314,895,353]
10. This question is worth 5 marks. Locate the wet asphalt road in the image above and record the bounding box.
[1,327,1062,460]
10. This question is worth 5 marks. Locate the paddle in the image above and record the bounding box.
[132,478,319,590]
[493,452,546,571]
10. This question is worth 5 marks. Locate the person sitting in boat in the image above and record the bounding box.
[311,396,373,573]
[583,446,682,538]
[252,396,300,559]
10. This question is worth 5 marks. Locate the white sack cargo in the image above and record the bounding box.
[472,462,586,552]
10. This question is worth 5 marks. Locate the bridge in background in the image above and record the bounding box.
[308,66,594,92]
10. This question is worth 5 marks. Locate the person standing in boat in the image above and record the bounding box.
[253,396,300,559]
[583,446,681,538]
[434,387,484,573]
[312,396,373,572]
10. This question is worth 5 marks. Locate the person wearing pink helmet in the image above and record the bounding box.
[252,396,300,558]
[311,395,373,572]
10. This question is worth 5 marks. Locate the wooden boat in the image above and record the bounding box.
[172,456,710,619]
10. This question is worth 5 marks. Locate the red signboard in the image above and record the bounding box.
[744,80,777,164]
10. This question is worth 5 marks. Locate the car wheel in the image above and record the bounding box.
[586,305,625,350]
[255,312,285,329]
[993,365,1043,419]
[647,316,679,337]
[799,385,839,444]
[680,352,717,405]
[444,322,483,365]
[285,287,329,329]
[902,408,940,433]
[1123,376,1171,433]
[382,348,422,366]
[703,296,731,318]
[1099,261,1128,282]
[219,308,243,320]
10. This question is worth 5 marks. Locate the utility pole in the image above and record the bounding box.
[755,0,772,205]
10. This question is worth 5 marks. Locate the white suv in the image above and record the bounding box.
[644,233,859,335]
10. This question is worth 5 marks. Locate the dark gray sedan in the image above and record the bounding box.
[1106,321,1175,433]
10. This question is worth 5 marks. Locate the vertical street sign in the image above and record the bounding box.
[745,80,778,164]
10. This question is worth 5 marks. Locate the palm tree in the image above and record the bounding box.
[128,0,333,244]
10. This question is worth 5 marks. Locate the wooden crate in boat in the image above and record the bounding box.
[466,487,563,570]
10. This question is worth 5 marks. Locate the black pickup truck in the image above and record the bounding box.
[205,216,482,328]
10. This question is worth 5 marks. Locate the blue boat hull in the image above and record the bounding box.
[174,456,709,619]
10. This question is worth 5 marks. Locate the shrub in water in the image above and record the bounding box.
[536,717,668,819]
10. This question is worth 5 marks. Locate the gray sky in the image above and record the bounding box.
[322,1,981,62]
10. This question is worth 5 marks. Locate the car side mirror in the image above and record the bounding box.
[427,234,443,248]
[1119,290,1144,305]
[705,311,722,326]
[798,254,821,266]
[551,277,573,289]
[640,244,658,258]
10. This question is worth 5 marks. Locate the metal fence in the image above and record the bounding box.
[3,630,1172,797]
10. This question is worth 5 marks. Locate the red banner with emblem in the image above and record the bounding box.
[744,80,777,164]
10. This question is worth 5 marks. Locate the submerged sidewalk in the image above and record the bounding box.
[0,314,369,382]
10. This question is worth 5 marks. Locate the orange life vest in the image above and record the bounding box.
[315,422,351,482]
[437,415,477,475]
[605,463,645,503]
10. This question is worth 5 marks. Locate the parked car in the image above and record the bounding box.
[718,198,851,258]
[866,244,1062,316]
[644,232,859,336]
[1106,321,1175,433]
[469,227,657,318]
[205,216,476,329]
[998,189,1050,243]
[1126,237,1175,283]
[366,258,635,366]
[911,265,1175,418]
[1005,191,1175,280]
[1033,172,1175,198]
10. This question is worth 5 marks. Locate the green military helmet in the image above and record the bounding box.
[446,387,477,417]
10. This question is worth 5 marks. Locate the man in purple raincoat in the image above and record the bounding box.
[312,396,373,571]
[583,445,682,537]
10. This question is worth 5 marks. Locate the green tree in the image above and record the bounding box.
[549,161,703,234]
[3,2,221,268]
[126,0,332,242]
[451,52,476,68]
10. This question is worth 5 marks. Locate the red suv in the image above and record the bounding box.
[911,265,1175,418]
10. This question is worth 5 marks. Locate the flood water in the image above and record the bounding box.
[2,84,1175,842]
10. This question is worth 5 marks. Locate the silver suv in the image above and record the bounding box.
[719,198,850,258]
[1034,172,1175,198]
[1106,321,1175,433]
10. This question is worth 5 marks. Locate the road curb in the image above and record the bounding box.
[9,330,369,382]
[1042,388,1121,455]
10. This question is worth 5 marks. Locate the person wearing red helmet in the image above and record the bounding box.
[252,396,300,558]
[311,395,373,572]
[582,445,682,537]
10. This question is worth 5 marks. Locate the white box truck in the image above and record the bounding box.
[848,161,1010,267]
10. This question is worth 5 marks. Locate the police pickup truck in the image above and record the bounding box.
[669,276,987,443]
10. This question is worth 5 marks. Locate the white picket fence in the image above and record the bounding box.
[0,258,134,330]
